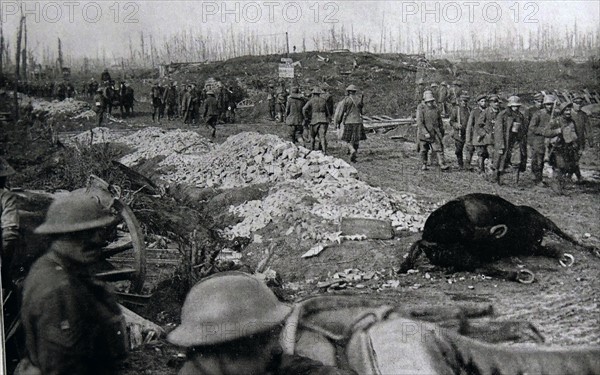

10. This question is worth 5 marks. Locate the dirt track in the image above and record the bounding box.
[121,110,600,345]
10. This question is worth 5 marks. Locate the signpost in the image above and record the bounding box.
[278,58,294,79]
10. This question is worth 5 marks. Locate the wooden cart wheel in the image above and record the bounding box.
[95,197,147,294]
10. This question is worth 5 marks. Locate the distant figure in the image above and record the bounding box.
[203,90,219,137]
[285,86,306,144]
[335,85,366,162]
[303,87,331,154]
[100,68,111,84]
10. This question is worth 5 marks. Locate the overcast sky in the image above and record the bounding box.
[1,0,598,60]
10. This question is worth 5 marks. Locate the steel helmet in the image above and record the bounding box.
[34,189,118,234]
[167,271,292,347]
[0,157,16,177]
[558,102,573,114]
[346,84,358,92]
[507,96,521,106]
[422,90,435,102]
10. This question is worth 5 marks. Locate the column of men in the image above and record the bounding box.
[417,82,592,188]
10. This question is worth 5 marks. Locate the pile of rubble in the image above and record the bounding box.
[70,127,215,166]
[68,129,430,249]
[27,97,90,118]
[158,132,359,188]
[154,132,429,242]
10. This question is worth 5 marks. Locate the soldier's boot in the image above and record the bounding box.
[457,157,464,170]
[437,153,450,171]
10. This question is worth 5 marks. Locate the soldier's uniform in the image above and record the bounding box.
[570,97,592,181]
[151,83,163,122]
[465,94,487,169]
[541,103,579,193]
[497,97,528,174]
[336,85,366,162]
[19,192,128,375]
[276,86,288,123]
[203,92,219,137]
[303,88,331,154]
[449,95,471,168]
[20,251,128,375]
[1,159,19,288]
[529,96,556,184]
[417,91,448,170]
[285,89,306,144]
[474,96,500,174]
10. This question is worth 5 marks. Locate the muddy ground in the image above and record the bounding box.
[104,111,599,374]
[3,55,600,374]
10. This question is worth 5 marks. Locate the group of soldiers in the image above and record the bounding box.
[416,79,592,191]
[150,81,238,133]
[272,82,366,162]
[10,80,76,101]
[92,70,135,126]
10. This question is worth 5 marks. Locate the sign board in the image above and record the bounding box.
[278,64,294,78]
[281,58,293,64]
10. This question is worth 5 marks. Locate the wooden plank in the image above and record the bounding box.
[95,268,136,281]
[379,115,395,120]
[340,217,394,240]
[371,115,387,121]
[361,115,374,121]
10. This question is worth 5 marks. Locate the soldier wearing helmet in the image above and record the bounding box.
[417,91,449,171]
[475,95,501,178]
[449,93,471,169]
[203,90,219,138]
[570,94,592,182]
[0,158,19,290]
[168,271,356,375]
[529,95,557,185]
[303,87,331,154]
[19,191,128,375]
[334,85,366,162]
[285,87,307,144]
[540,102,579,194]
[495,96,527,184]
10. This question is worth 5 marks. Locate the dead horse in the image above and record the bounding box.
[398,193,599,283]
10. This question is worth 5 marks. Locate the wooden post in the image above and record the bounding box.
[286,32,290,57]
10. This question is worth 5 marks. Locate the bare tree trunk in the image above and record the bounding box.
[22,17,27,81]
[14,15,24,122]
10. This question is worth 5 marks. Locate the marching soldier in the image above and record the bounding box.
[335,85,366,162]
[529,95,556,185]
[285,87,306,144]
[203,90,219,138]
[449,93,471,169]
[417,91,449,171]
[303,87,331,154]
[541,102,580,194]
[19,192,128,374]
[496,96,527,183]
